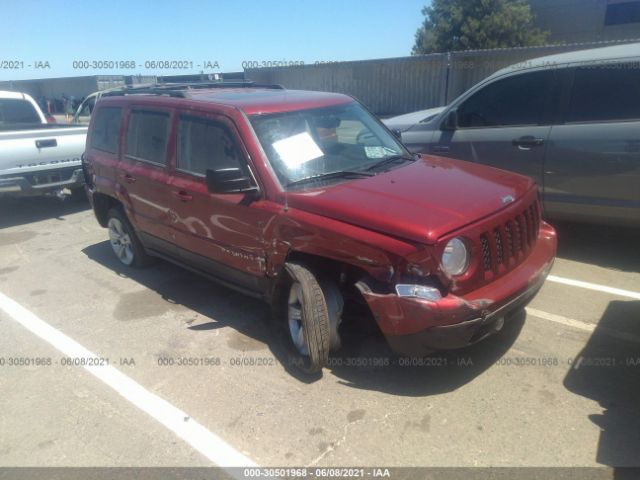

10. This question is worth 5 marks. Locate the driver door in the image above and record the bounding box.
[168,111,271,293]
[429,70,560,186]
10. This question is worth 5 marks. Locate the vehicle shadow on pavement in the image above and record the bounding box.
[82,240,329,384]
[83,240,524,391]
[82,241,274,341]
[0,195,90,229]
[563,300,640,470]
[552,221,640,273]
[329,310,525,396]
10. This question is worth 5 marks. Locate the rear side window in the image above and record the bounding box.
[0,99,41,124]
[566,64,640,123]
[458,71,555,128]
[90,107,121,154]
[176,115,243,176]
[126,110,170,165]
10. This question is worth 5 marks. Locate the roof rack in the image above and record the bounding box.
[101,81,285,98]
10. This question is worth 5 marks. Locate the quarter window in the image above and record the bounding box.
[126,110,170,165]
[90,107,121,154]
[177,116,243,176]
[567,65,640,123]
[457,71,555,128]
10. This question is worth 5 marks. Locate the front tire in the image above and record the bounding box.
[283,262,331,374]
[106,207,152,268]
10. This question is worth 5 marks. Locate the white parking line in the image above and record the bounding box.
[526,307,640,344]
[0,291,257,473]
[547,275,640,300]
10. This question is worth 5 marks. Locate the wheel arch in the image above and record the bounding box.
[92,193,123,228]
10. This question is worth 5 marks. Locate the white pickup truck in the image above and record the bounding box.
[0,91,88,198]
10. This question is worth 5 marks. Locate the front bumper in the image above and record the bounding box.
[357,222,557,356]
[0,167,84,197]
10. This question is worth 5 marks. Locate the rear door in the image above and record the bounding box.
[168,110,270,294]
[544,62,640,226]
[118,107,176,254]
[430,70,560,186]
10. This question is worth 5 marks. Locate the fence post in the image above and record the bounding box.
[444,51,451,105]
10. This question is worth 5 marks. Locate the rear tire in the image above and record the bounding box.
[106,207,153,268]
[281,262,331,374]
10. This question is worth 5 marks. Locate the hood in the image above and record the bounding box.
[286,155,534,244]
[382,107,445,132]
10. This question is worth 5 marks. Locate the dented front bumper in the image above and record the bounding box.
[356,223,556,356]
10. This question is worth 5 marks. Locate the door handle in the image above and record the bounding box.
[35,139,57,148]
[512,136,544,149]
[172,190,193,202]
[120,173,136,184]
[431,145,451,153]
[431,145,450,153]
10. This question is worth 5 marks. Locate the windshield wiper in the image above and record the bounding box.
[286,170,375,188]
[365,154,416,172]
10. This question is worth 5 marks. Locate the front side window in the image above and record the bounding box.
[177,116,243,176]
[0,99,41,125]
[566,64,640,123]
[90,107,121,154]
[457,71,554,128]
[125,110,170,165]
[250,102,408,188]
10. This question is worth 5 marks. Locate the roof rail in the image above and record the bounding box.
[101,81,285,98]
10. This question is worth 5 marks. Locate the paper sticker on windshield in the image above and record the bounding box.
[364,146,387,159]
[273,132,323,168]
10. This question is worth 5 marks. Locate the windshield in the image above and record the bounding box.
[250,102,410,188]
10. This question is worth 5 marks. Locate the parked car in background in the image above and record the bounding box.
[72,83,197,124]
[43,112,57,124]
[72,91,99,125]
[386,43,640,228]
[83,82,556,373]
[0,91,87,199]
[72,86,130,124]
[383,106,445,132]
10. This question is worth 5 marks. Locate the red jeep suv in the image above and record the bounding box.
[83,82,556,373]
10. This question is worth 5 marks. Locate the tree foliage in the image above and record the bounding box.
[412,0,549,54]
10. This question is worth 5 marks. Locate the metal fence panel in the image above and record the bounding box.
[246,40,639,115]
[247,55,449,116]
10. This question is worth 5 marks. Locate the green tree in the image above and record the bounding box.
[412,0,549,54]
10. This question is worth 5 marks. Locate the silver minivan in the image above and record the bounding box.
[394,43,640,228]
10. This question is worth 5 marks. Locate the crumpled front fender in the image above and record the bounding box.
[355,281,491,336]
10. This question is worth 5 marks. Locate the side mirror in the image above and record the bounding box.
[441,109,458,131]
[205,168,259,195]
[391,128,402,140]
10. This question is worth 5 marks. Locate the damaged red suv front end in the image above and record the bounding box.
[355,186,556,356]
[278,149,556,358]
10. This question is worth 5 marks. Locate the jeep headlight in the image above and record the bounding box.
[441,237,469,276]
